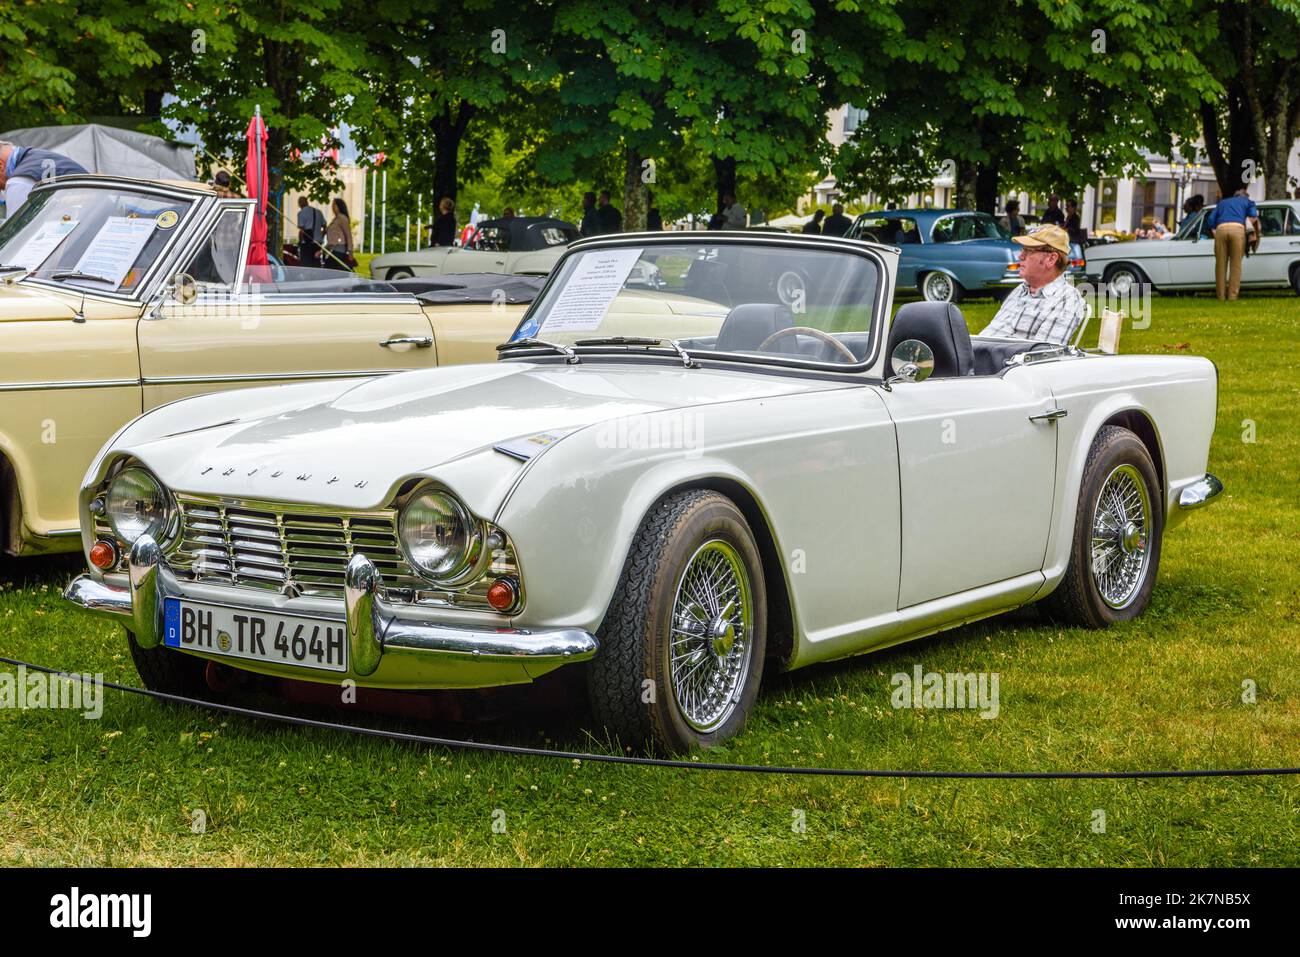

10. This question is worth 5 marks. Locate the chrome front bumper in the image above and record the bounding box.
[63,535,598,681]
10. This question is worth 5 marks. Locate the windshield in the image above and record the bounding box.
[932,213,1009,242]
[1174,210,1212,241]
[509,241,882,367]
[0,186,193,293]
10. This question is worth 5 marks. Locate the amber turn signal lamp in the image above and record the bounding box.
[89,539,118,570]
[486,578,517,612]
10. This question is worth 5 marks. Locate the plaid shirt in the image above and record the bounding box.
[977,274,1086,345]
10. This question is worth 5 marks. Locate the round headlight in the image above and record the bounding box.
[399,489,481,582]
[105,467,174,545]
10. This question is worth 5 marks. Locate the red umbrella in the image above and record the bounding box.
[245,106,269,266]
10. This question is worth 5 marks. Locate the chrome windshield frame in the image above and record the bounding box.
[3,176,213,303]
[507,231,896,378]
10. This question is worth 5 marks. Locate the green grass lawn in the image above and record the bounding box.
[2,291,1298,866]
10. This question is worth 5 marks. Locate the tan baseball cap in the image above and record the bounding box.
[1013,223,1071,255]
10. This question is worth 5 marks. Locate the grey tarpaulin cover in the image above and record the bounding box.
[0,123,196,181]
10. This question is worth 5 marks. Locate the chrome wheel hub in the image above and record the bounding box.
[669,540,753,732]
[1090,464,1152,609]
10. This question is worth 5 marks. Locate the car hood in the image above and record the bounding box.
[1087,240,1178,261]
[122,361,843,509]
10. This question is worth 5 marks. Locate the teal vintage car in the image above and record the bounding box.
[848,208,1086,303]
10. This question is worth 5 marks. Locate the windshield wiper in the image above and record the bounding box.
[0,263,28,273]
[50,271,115,284]
[497,336,580,364]
[575,336,697,369]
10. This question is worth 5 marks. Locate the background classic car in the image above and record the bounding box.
[847,208,1086,302]
[369,215,578,280]
[1085,199,1300,296]
[0,175,540,557]
[65,233,1221,753]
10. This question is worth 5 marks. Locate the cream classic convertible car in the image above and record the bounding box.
[65,233,1223,753]
[0,174,539,557]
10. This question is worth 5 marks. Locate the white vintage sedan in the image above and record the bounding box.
[1085,199,1300,295]
[65,232,1223,753]
[369,216,577,280]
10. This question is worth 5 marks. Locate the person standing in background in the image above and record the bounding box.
[0,141,87,217]
[1208,187,1260,300]
[802,209,825,234]
[1040,194,1065,226]
[645,190,662,231]
[720,192,747,229]
[211,170,239,198]
[597,190,623,233]
[1000,199,1027,236]
[323,197,354,270]
[432,197,456,246]
[579,191,601,236]
[1064,198,1087,245]
[296,196,326,267]
[821,203,853,237]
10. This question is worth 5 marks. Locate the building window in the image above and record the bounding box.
[843,106,868,136]
[1131,177,1179,230]
[1094,179,1119,232]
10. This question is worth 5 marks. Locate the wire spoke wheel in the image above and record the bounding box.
[1090,463,1152,609]
[668,539,754,733]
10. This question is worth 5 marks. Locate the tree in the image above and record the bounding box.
[831,0,1220,212]
[1195,0,1300,197]
[159,0,370,250]
[0,0,173,128]
[349,0,556,211]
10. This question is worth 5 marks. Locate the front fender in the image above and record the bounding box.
[497,438,770,633]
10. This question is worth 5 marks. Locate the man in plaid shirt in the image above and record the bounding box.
[978,224,1086,345]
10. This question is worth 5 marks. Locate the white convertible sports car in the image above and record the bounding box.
[65,232,1223,753]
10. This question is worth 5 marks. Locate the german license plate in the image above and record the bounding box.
[163,598,348,672]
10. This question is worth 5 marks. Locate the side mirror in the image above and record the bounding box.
[889,339,935,384]
[171,273,198,305]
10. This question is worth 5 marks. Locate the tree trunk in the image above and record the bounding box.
[975,164,1000,214]
[432,103,475,206]
[622,146,647,232]
[266,126,288,257]
[712,155,736,211]
[955,160,978,210]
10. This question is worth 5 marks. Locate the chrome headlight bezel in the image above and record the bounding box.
[104,465,178,547]
[397,486,486,586]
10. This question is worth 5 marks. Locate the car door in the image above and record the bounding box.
[1242,205,1297,286]
[876,365,1059,608]
[137,205,440,408]
[1163,211,1216,287]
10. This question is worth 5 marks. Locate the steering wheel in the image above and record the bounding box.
[757,326,858,362]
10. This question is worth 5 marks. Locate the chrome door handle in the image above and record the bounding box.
[1029,408,1068,423]
[380,336,432,348]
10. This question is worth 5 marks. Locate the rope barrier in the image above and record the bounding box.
[3,654,1297,780]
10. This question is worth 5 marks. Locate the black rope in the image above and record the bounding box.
[4,654,1297,780]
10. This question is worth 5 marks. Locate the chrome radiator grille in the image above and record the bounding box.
[169,496,425,598]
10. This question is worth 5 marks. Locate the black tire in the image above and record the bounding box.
[920,270,964,304]
[587,490,767,754]
[1039,426,1164,628]
[1104,263,1151,298]
[127,630,212,700]
[386,267,415,280]
[1289,264,1300,297]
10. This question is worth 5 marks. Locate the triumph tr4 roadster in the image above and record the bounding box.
[65,232,1223,752]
